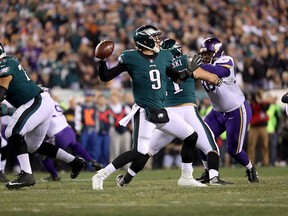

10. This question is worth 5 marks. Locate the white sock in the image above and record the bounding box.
[56,149,75,163]
[17,153,32,174]
[1,159,6,172]
[245,161,253,170]
[127,168,136,177]
[209,169,219,179]
[104,163,116,175]
[181,162,193,178]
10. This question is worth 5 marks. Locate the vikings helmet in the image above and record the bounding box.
[200,38,224,64]
[161,39,182,57]
[133,25,162,53]
[0,43,6,59]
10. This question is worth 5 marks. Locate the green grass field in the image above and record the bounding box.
[0,166,287,216]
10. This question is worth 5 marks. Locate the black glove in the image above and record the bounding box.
[187,54,203,72]
[281,92,288,103]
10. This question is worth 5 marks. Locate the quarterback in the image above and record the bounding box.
[92,25,221,190]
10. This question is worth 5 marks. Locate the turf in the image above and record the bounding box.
[0,167,287,216]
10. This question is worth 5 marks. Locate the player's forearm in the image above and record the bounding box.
[99,61,123,82]
[193,67,220,85]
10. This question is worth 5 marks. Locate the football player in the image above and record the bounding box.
[115,38,232,187]
[0,43,85,189]
[40,94,103,182]
[196,38,259,183]
[92,25,222,190]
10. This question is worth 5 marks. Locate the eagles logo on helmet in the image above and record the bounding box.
[200,38,224,64]
[133,25,162,53]
[161,39,182,57]
[0,43,6,59]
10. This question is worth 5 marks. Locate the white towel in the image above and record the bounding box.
[119,104,140,127]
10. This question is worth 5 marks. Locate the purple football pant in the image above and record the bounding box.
[55,127,93,162]
[204,100,252,166]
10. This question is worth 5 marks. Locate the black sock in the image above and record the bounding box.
[112,149,144,170]
[8,134,28,156]
[207,151,219,171]
[35,142,59,158]
[181,132,198,163]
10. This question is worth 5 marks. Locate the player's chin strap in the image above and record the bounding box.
[0,86,7,102]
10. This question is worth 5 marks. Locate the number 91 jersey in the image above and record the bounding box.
[0,56,42,108]
[201,55,245,112]
[118,49,173,109]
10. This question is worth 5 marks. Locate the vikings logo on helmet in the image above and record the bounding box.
[200,38,224,64]
[133,25,162,53]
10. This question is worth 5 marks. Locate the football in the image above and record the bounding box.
[94,40,114,60]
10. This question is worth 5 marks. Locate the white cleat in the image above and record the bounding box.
[177,177,207,187]
[92,169,108,190]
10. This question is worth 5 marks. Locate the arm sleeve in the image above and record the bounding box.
[166,65,190,82]
[201,64,230,78]
[99,61,127,82]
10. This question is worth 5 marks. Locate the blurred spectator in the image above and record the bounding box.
[162,138,182,169]
[266,94,282,166]
[247,89,270,166]
[95,94,113,166]
[109,91,132,167]
[75,90,98,161]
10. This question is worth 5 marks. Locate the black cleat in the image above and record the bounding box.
[115,174,128,187]
[196,169,209,183]
[41,175,61,182]
[209,176,234,185]
[0,171,9,183]
[246,166,259,183]
[5,170,35,189]
[90,160,103,171]
[69,157,85,179]
[281,92,288,103]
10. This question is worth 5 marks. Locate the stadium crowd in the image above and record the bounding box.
[0,0,288,180]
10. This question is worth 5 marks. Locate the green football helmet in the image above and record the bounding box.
[133,25,162,53]
[161,38,182,57]
[0,43,6,59]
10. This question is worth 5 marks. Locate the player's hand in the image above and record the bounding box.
[216,78,223,86]
[187,54,203,72]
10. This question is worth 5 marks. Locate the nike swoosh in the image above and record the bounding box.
[6,182,22,186]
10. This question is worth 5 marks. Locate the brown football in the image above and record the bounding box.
[95,40,114,59]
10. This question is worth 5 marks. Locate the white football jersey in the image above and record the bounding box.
[46,101,69,137]
[202,56,245,112]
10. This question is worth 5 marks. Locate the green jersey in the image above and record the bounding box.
[165,54,197,107]
[119,49,173,109]
[0,55,42,108]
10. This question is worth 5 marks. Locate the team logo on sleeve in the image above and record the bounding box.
[0,66,9,75]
